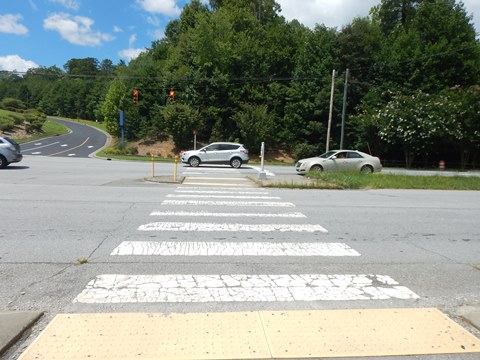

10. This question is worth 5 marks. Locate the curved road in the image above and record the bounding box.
[20,118,108,158]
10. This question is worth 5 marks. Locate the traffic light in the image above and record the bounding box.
[133,89,139,105]
[169,89,175,104]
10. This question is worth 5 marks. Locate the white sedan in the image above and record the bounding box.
[296,150,382,174]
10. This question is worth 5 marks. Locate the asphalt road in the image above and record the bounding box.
[1,155,480,359]
[19,118,108,158]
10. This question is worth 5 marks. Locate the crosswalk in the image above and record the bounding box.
[73,173,419,305]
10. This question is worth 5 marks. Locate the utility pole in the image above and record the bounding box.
[326,69,335,152]
[340,68,349,150]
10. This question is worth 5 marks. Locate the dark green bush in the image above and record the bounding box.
[292,143,320,161]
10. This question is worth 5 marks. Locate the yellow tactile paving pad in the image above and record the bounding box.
[19,308,480,360]
[261,308,480,358]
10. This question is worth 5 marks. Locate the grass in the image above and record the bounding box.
[96,150,177,162]
[295,171,480,190]
[12,118,69,143]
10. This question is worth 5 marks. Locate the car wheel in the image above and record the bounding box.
[361,165,373,174]
[230,157,242,168]
[0,155,8,169]
[310,164,323,172]
[188,156,200,167]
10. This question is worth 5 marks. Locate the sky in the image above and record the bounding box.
[0,0,479,72]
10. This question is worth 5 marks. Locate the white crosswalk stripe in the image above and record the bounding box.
[74,182,420,306]
[162,200,296,207]
[74,274,419,304]
[149,210,307,218]
[166,194,281,200]
[111,241,358,256]
[138,222,328,233]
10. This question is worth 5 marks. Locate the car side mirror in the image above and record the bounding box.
[331,155,337,160]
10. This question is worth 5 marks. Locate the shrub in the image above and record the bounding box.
[292,143,320,161]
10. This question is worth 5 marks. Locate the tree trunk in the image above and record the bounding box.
[404,149,414,168]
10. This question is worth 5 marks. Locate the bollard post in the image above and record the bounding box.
[151,154,155,177]
[439,160,445,170]
[258,142,267,180]
[174,155,179,181]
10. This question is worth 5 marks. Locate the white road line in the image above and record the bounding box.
[150,211,307,218]
[74,274,419,303]
[186,177,249,181]
[162,200,295,207]
[137,222,328,233]
[166,194,281,200]
[23,141,60,151]
[182,182,252,187]
[175,190,269,195]
[31,152,42,155]
[111,241,359,256]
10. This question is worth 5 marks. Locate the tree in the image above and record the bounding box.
[440,86,480,168]
[374,91,447,167]
[232,103,277,153]
[99,80,128,136]
[376,0,480,92]
[64,58,99,76]
[157,103,203,149]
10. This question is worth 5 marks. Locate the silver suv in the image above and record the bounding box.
[0,136,23,169]
[181,142,249,168]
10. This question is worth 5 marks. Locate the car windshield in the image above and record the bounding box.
[318,151,337,158]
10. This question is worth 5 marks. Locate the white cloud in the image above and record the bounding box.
[277,0,378,28]
[0,55,38,72]
[118,48,146,61]
[136,0,181,17]
[277,0,479,33]
[113,25,123,33]
[43,13,115,46]
[49,0,80,11]
[147,16,161,27]
[0,14,28,35]
[119,32,146,61]
[463,0,480,33]
[128,34,137,48]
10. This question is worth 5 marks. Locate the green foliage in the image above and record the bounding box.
[99,79,127,136]
[104,143,138,155]
[292,143,320,161]
[0,108,46,133]
[232,103,276,153]
[0,97,26,111]
[158,103,203,150]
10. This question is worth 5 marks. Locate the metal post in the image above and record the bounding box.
[340,69,349,150]
[326,70,335,152]
[258,142,267,180]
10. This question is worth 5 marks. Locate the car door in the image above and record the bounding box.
[217,144,239,163]
[202,143,221,163]
[330,151,350,171]
[344,151,364,171]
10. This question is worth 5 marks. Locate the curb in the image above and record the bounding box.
[0,311,43,356]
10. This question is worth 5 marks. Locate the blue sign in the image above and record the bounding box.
[119,110,125,127]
